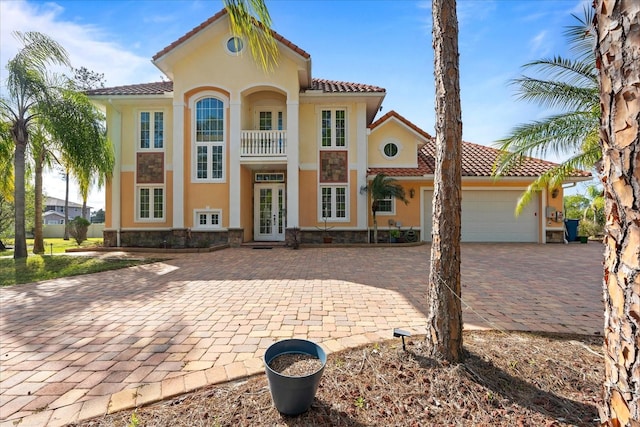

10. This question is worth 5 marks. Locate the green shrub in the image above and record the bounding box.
[578,219,603,238]
[68,216,91,245]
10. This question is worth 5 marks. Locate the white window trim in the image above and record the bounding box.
[190,92,228,183]
[135,185,165,222]
[379,138,401,160]
[377,196,396,215]
[193,209,223,230]
[318,185,349,222]
[224,35,245,56]
[136,109,166,151]
[317,106,349,149]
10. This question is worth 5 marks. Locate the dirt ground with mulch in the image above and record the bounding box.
[74,331,603,427]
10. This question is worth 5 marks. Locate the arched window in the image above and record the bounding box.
[194,97,225,181]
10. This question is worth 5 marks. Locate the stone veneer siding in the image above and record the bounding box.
[103,229,228,248]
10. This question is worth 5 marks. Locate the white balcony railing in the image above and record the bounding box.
[240,130,287,158]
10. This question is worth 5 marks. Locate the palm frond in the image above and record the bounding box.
[513,150,597,215]
[493,111,599,176]
[563,6,595,63]
[520,56,597,85]
[224,0,279,72]
[512,77,597,111]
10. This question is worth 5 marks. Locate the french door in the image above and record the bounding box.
[254,183,285,241]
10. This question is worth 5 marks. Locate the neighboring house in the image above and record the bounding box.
[88,9,590,248]
[43,197,91,224]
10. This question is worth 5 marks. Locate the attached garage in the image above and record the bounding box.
[422,189,539,243]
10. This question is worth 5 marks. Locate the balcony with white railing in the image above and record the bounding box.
[240,130,287,160]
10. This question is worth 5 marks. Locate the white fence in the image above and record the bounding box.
[43,224,105,239]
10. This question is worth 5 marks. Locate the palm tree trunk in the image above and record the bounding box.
[595,1,640,424]
[12,127,28,259]
[426,0,463,363]
[32,153,44,254]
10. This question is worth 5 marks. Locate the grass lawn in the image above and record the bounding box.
[0,238,157,287]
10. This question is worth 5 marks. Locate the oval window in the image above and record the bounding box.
[383,142,399,158]
[226,37,244,54]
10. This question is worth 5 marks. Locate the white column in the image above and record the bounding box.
[172,101,185,228]
[286,101,299,227]
[356,103,368,229]
[229,100,242,227]
[108,102,122,245]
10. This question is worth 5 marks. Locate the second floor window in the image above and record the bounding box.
[321,109,346,148]
[140,111,163,149]
[195,97,225,181]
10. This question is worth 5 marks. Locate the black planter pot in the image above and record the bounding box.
[264,339,327,415]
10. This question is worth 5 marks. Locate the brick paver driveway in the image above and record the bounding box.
[0,243,603,426]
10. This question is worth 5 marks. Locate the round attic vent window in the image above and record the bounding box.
[383,142,399,158]
[226,36,244,54]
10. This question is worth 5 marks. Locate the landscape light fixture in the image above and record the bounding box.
[393,328,411,351]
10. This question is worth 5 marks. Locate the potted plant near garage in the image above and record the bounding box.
[264,339,327,415]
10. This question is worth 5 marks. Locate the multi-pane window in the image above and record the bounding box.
[321,186,347,220]
[259,112,272,130]
[321,109,346,147]
[195,210,221,229]
[140,111,163,149]
[138,187,163,220]
[377,196,394,214]
[195,97,224,181]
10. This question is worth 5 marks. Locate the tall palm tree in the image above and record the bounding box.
[493,8,601,213]
[595,1,640,424]
[427,0,463,363]
[366,174,407,244]
[0,31,70,259]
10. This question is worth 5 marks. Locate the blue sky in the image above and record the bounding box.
[1,0,591,210]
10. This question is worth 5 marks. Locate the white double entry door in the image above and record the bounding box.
[254,183,285,241]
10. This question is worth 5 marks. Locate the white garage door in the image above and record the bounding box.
[422,189,539,242]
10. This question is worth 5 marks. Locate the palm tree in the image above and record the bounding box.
[493,8,601,214]
[366,174,407,244]
[427,0,464,363]
[595,1,640,424]
[0,31,70,259]
[30,124,55,253]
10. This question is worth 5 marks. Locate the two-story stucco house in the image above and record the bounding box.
[88,9,590,248]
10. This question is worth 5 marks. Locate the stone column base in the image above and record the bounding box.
[228,228,244,247]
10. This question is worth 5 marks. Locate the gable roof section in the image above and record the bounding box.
[367,111,591,179]
[152,9,311,62]
[87,78,383,97]
[369,110,432,139]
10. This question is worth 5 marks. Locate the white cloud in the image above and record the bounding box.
[0,0,160,87]
[529,30,549,56]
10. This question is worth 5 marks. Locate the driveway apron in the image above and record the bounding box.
[0,243,603,426]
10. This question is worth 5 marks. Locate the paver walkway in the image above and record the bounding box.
[0,243,603,426]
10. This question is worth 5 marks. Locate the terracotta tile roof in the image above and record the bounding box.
[369,110,432,139]
[86,81,173,96]
[152,9,310,61]
[369,139,591,178]
[367,111,590,179]
[87,78,383,96]
[310,78,385,93]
